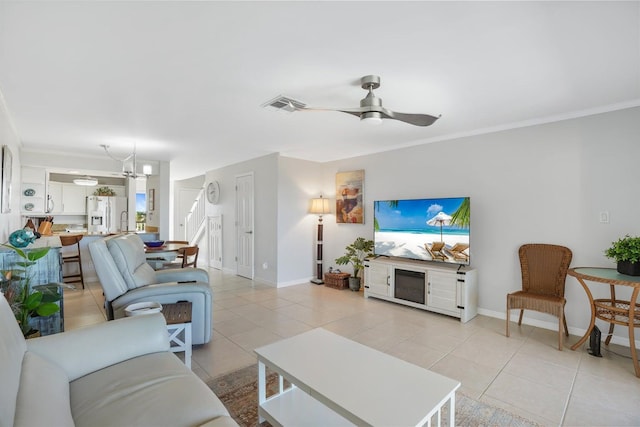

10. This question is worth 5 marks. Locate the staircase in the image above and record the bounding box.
[185,188,206,244]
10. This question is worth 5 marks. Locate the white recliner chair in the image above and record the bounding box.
[88,234,212,344]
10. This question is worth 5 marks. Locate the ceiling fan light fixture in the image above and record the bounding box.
[361,111,383,125]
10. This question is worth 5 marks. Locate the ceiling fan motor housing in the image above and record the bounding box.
[360,75,383,122]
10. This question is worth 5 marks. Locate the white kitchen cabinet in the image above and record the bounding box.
[47,182,63,214]
[48,182,88,214]
[63,184,88,213]
[364,257,478,323]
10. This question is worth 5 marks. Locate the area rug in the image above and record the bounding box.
[207,364,540,427]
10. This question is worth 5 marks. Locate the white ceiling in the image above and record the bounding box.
[1,1,639,180]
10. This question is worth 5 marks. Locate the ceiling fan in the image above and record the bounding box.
[265,75,440,127]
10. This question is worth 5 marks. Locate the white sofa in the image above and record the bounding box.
[88,233,212,344]
[0,294,237,427]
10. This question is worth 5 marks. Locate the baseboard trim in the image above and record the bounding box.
[480,307,640,349]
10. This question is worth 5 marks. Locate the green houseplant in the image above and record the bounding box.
[335,237,374,291]
[93,186,116,196]
[1,244,60,336]
[604,235,640,276]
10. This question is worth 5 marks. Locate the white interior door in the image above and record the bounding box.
[174,188,200,240]
[208,215,222,270]
[236,173,254,279]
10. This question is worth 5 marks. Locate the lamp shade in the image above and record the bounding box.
[309,197,331,215]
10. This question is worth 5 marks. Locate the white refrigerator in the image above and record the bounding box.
[87,196,128,234]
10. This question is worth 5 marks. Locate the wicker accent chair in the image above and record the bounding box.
[506,244,573,350]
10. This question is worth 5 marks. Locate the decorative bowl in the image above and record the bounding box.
[144,240,165,248]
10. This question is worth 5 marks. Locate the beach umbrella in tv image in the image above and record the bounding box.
[427,212,452,242]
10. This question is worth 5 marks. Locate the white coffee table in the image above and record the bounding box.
[254,328,460,426]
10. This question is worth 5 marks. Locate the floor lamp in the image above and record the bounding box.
[309,195,331,284]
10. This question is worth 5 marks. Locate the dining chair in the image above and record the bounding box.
[165,240,189,262]
[180,246,199,268]
[506,243,573,350]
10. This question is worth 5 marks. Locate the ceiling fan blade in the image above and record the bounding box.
[299,105,440,127]
[380,108,440,127]
[300,105,365,118]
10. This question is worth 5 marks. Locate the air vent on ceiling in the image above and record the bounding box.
[262,95,306,112]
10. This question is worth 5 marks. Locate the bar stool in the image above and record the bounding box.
[59,234,84,289]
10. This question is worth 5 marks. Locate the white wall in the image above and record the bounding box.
[190,106,640,344]
[205,153,279,285]
[0,93,22,242]
[320,107,640,342]
[276,156,325,285]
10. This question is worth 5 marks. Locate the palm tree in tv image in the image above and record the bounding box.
[450,197,470,229]
[373,200,398,232]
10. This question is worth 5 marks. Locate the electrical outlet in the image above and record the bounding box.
[262,262,268,270]
[599,211,610,224]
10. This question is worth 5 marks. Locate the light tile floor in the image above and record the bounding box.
[64,269,640,426]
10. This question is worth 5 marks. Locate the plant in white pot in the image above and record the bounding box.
[335,237,374,291]
[604,235,640,276]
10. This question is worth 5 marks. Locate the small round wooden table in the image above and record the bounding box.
[568,267,640,377]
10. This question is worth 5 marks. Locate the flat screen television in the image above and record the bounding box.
[373,197,470,265]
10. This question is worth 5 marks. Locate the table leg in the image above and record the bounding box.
[605,285,616,345]
[258,361,266,424]
[449,392,456,427]
[571,277,597,351]
[184,323,192,370]
[629,288,640,377]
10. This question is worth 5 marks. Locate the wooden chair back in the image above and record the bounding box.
[180,246,199,268]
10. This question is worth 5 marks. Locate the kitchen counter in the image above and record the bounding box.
[50,232,159,284]
[52,231,159,240]
[0,235,63,249]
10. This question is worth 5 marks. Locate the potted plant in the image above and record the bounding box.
[93,186,116,196]
[604,235,640,276]
[1,243,60,337]
[335,237,374,291]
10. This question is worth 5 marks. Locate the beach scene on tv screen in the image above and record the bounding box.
[374,197,470,264]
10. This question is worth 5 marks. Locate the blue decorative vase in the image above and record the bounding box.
[8,229,36,248]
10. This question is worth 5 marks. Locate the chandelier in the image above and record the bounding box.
[100,144,152,179]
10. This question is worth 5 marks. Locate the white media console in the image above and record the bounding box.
[364,257,478,323]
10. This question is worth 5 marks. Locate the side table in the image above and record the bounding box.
[162,302,193,370]
[568,267,640,377]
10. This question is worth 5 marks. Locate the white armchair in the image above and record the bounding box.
[88,234,212,344]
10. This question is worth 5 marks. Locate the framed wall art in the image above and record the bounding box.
[336,169,364,224]
[1,145,13,213]
[147,188,155,211]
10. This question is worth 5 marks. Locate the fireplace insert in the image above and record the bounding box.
[394,269,426,305]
